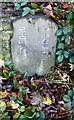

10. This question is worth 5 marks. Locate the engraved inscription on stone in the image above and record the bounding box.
[11,16,58,76]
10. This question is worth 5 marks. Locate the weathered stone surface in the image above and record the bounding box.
[11,16,58,76]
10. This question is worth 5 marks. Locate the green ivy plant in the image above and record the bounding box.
[56,24,74,64]
[14,2,35,16]
[63,90,74,110]
[56,25,70,63]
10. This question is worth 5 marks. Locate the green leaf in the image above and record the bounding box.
[15,100,23,104]
[19,87,23,92]
[72,100,74,107]
[40,5,44,10]
[57,43,64,49]
[58,25,62,28]
[19,115,25,119]
[18,97,23,101]
[13,80,19,88]
[56,29,62,36]
[63,95,71,102]
[40,112,45,120]
[20,106,25,112]
[1,107,6,111]
[1,112,8,119]
[0,101,6,112]
[31,106,35,113]
[57,38,61,42]
[0,101,6,108]
[64,51,69,58]
[65,38,68,44]
[24,111,36,118]
[63,27,68,35]
[8,63,14,67]
[31,3,38,8]
[22,7,31,16]
[66,102,72,110]
[69,56,74,63]
[66,34,70,38]
[57,55,64,62]
[14,3,21,10]
[61,36,65,41]
[30,10,35,15]
[10,95,16,100]
[21,2,27,6]
[68,90,73,97]
[36,113,40,117]
[6,2,10,6]
[13,113,20,118]
[66,12,73,20]
[70,48,74,54]
[23,87,29,90]
[56,50,63,55]
[22,90,26,95]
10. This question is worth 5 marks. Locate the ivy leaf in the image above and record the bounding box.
[8,63,14,67]
[24,111,36,118]
[13,80,19,88]
[66,12,73,20]
[70,48,74,54]
[56,50,63,55]
[10,95,16,100]
[19,115,25,119]
[57,55,64,62]
[66,34,70,38]
[0,100,6,108]
[40,112,45,120]
[65,38,68,44]
[14,3,21,10]
[36,113,40,117]
[13,113,20,119]
[0,100,6,112]
[1,112,8,119]
[19,106,25,112]
[56,29,62,36]
[21,2,27,6]
[68,90,73,97]
[22,7,31,16]
[31,3,38,8]
[57,38,61,42]
[23,87,29,90]
[57,43,64,49]
[30,10,35,15]
[69,56,74,63]
[64,51,69,58]
[58,25,62,28]
[40,5,44,10]
[18,97,23,101]
[66,102,72,110]
[63,95,71,102]
[63,27,68,35]
[61,36,65,41]
[19,87,23,92]
[1,107,6,111]
[31,106,35,113]
[72,100,74,107]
